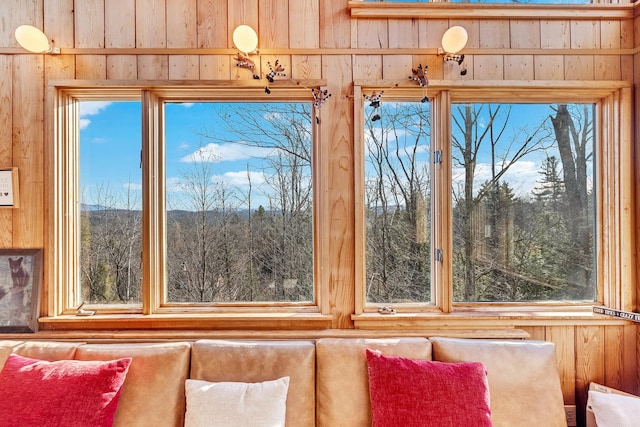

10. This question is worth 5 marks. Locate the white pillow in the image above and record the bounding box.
[588,390,640,427]
[184,377,290,427]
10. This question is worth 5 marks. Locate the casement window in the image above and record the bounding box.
[50,85,326,328]
[354,81,633,322]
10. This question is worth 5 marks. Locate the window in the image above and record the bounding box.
[364,101,432,304]
[80,100,143,305]
[53,85,324,325]
[356,82,633,319]
[451,103,595,303]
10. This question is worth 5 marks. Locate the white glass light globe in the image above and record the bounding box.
[232,25,258,54]
[441,26,468,54]
[15,25,52,53]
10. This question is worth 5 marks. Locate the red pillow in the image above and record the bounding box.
[0,353,131,427]
[366,349,492,427]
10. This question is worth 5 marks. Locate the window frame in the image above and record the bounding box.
[47,82,332,330]
[353,80,634,327]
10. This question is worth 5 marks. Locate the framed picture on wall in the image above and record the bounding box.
[0,249,42,332]
[0,168,19,208]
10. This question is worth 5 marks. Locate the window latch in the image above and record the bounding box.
[433,150,442,164]
[435,249,443,262]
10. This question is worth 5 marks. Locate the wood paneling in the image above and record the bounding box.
[0,56,13,247]
[75,0,105,48]
[12,55,44,247]
[0,3,638,426]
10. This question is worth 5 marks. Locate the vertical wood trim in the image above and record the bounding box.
[168,55,200,80]
[575,325,605,427]
[137,55,169,80]
[504,55,534,80]
[197,0,228,48]
[353,84,365,314]
[45,0,74,49]
[388,18,418,49]
[136,0,166,48]
[0,56,13,247]
[260,0,288,49]
[12,56,44,248]
[314,85,329,315]
[548,325,576,404]
[105,0,135,48]
[291,55,322,80]
[167,1,197,48]
[107,55,138,80]
[604,325,625,390]
[289,0,319,49]
[76,56,107,79]
[141,90,164,314]
[45,54,75,316]
[320,0,351,49]
[322,55,354,328]
[75,0,105,48]
[199,55,231,80]
[618,87,635,312]
[434,90,452,312]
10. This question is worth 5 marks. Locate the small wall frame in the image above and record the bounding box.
[0,249,42,332]
[0,167,19,208]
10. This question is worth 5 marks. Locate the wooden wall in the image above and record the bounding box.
[0,1,639,425]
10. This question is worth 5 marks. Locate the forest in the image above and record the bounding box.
[80,100,595,305]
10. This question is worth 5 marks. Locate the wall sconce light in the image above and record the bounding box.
[14,25,60,54]
[233,24,258,55]
[233,25,259,79]
[439,25,468,76]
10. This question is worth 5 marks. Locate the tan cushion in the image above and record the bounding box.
[75,342,191,427]
[430,337,567,427]
[0,340,83,366]
[191,339,315,427]
[315,337,432,427]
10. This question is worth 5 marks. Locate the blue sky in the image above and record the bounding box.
[80,99,594,211]
[364,101,594,199]
[79,101,291,210]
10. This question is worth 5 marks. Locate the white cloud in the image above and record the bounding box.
[79,101,113,130]
[80,101,112,117]
[123,182,142,191]
[223,170,266,186]
[179,142,275,163]
[453,160,540,197]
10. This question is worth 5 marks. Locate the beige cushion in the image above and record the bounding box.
[0,340,83,366]
[315,337,432,427]
[191,340,315,427]
[430,337,567,427]
[185,377,289,427]
[75,341,191,427]
[588,386,640,427]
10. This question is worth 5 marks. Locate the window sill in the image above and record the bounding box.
[352,307,633,329]
[39,312,333,331]
[347,1,634,20]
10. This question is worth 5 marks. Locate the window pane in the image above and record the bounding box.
[364,101,432,303]
[451,103,595,302]
[80,100,143,304]
[164,102,314,303]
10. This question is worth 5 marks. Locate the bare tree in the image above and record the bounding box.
[364,102,431,302]
[81,181,142,303]
[452,104,550,301]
